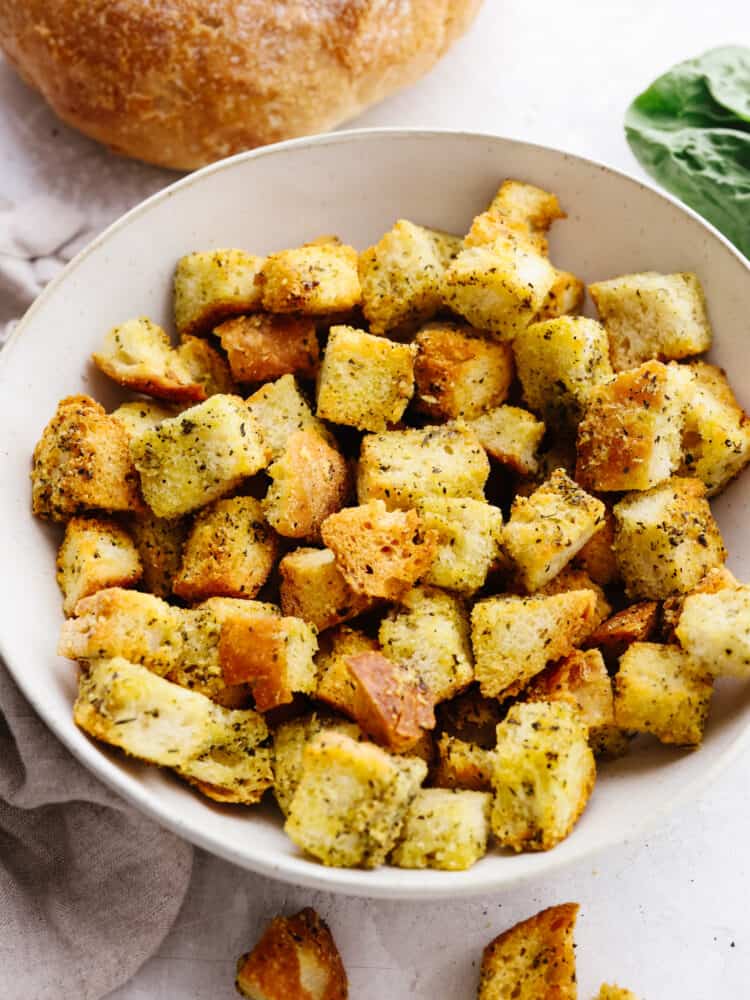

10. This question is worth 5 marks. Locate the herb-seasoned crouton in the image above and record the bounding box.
[357,424,489,509]
[32,395,142,520]
[661,565,738,639]
[537,567,612,627]
[264,430,349,540]
[379,587,474,703]
[513,316,613,426]
[413,322,514,420]
[574,507,619,585]
[676,585,750,678]
[491,702,596,851]
[585,601,659,662]
[478,902,579,1000]
[436,686,505,747]
[614,642,713,746]
[315,626,379,716]
[465,180,565,255]
[358,219,460,335]
[217,313,319,383]
[416,497,504,594]
[236,908,348,1000]
[345,652,435,753]
[595,986,640,1000]
[111,400,180,439]
[173,496,278,601]
[246,374,329,461]
[130,395,269,518]
[174,249,263,338]
[471,590,598,697]
[537,268,585,320]
[321,501,437,600]
[502,470,606,592]
[526,649,615,734]
[279,548,374,631]
[261,243,361,315]
[432,733,495,791]
[589,271,712,371]
[56,517,142,615]
[390,788,491,870]
[129,511,188,597]
[576,361,684,491]
[613,477,726,598]
[176,335,235,397]
[74,657,272,804]
[465,405,546,475]
[316,325,416,432]
[284,731,426,868]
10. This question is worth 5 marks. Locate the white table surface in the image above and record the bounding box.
[2,1,748,996]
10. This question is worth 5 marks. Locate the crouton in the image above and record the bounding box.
[513,316,613,426]
[74,657,272,804]
[526,649,615,735]
[175,335,235,397]
[32,395,142,520]
[379,587,474,703]
[236,908,347,1000]
[56,517,142,616]
[217,313,319,383]
[676,585,750,678]
[416,497,504,594]
[279,548,374,631]
[413,322,514,420]
[502,470,606,592]
[130,395,269,518]
[173,249,263,338]
[264,430,349,540]
[465,405,545,475]
[471,590,598,697]
[357,424,489,509]
[173,496,278,601]
[464,180,565,256]
[345,651,435,753]
[478,902,578,1000]
[537,567,612,627]
[111,400,180,440]
[246,374,330,461]
[358,219,460,335]
[321,501,437,601]
[284,731,426,868]
[129,511,188,597]
[613,477,726,599]
[614,642,713,746]
[261,243,361,314]
[576,361,685,491]
[316,325,416,433]
[432,734,495,791]
[491,702,596,851]
[390,788,491,870]
[589,271,712,371]
[536,268,585,320]
[586,601,659,664]
[315,626,379,716]
[574,508,620,585]
[595,986,639,1000]
[436,686,504,747]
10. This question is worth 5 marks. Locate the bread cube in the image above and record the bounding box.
[174,249,263,338]
[217,313,319,383]
[502,470,606,591]
[613,477,726,598]
[111,400,180,440]
[491,702,596,851]
[574,507,619,585]
[586,601,659,664]
[284,731,427,868]
[316,325,416,432]
[357,424,489,509]
[676,586,750,678]
[478,902,578,1000]
[176,335,235,397]
[576,361,684,491]
[345,651,435,752]
[537,566,612,627]
[465,180,565,255]
[614,642,713,746]
[413,322,514,420]
[526,649,615,741]
[379,587,474,703]
[513,316,613,425]
[130,394,269,518]
[595,986,639,1000]
[465,405,545,475]
[415,497,503,594]
[32,395,142,520]
[246,374,330,461]
[321,501,437,600]
[661,565,738,640]
[432,734,494,791]
[390,788,491,870]
[129,511,189,597]
[260,242,361,314]
[590,271,712,371]
[471,590,598,697]
[315,626,379,716]
[359,219,460,335]
[56,516,142,616]
[537,268,585,320]
[279,547,374,631]
[173,496,277,601]
[436,687,505,747]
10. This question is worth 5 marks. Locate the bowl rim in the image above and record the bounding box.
[3,126,750,899]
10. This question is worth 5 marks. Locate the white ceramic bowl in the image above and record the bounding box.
[2,129,750,900]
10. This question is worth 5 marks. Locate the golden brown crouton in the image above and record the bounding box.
[576,360,684,491]
[536,268,585,320]
[436,686,505,747]
[477,902,579,1000]
[413,322,514,420]
[612,477,726,599]
[537,567,612,627]
[345,651,435,753]
[56,516,142,616]
[464,180,565,256]
[218,313,319,383]
[525,649,615,739]
[573,507,620,586]
[321,501,437,600]
[416,497,504,594]
[660,565,738,639]
[246,374,330,462]
[279,548,374,632]
[315,627,379,716]
[261,243,361,315]
[465,405,546,475]
[585,602,659,663]
[129,511,188,598]
[595,986,640,1000]
[390,788,491,871]
[676,585,750,678]
[176,334,236,396]
[432,733,495,791]
[236,908,348,1000]
[110,400,181,440]
[173,496,278,601]
[491,702,596,852]
[316,325,416,433]
[173,249,264,338]
[32,395,142,521]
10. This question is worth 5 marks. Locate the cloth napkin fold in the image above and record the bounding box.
[0,199,194,1000]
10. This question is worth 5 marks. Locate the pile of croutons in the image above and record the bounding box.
[33,179,750,871]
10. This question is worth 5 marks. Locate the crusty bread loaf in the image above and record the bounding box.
[0,0,483,170]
